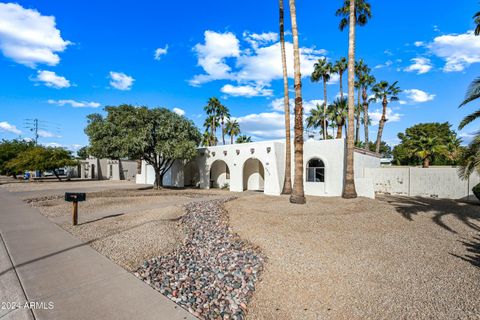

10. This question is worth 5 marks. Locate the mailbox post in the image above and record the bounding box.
[65,193,86,226]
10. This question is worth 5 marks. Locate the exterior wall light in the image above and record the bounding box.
[212,152,216,157]
[223,150,227,156]
[236,149,240,155]
[250,148,255,154]
[267,147,271,153]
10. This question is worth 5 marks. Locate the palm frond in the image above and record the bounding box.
[459,109,480,129]
[459,77,480,107]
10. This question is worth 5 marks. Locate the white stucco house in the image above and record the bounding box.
[136,138,381,198]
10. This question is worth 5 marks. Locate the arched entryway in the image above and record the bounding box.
[242,158,265,192]
[184,161,200,187]
[209,160,230,189]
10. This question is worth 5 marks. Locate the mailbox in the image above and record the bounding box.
[65,192,86,202]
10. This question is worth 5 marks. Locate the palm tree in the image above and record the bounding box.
[279,0,292,195]
[336,0,371,199]
[306,103,328,137]
[474,11,480,35]
[333,57,348,101]
[288,0,306,204]
[354,59,367,144]
[236,135,252,143]
[204,97,222,145]
[311,58,332,139]
[370,81,401,154]
[360,71,376,149]
[328,98,348,138]
[413,136,447,168]
[225,119,240,144]
[201,131,217,147]
[458,137,480,179]
[217,104,230,145]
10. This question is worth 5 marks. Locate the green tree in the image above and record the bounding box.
[359,70,376,149]
[236,135,252,143]
[333,57,348,101]
[225,119,241,144]
[393,122,461,167]
[6,146,77,181]
[217,104,230,145]
[336,0,372,199]
[76,146,89,159]
[370,80,401,153]
[474,11,480,35]
[0,139,34,178]
[306,104,328,138]
[311,57,332,139]
[328,97,348,138]
[204,97,222,146]
[85,105,201,189]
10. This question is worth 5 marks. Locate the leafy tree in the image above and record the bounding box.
[85,105,201,189]
[76,146,89,159]
[370,80,401,153]
[217,104,230,145]
[201,131,217,147]
[6,146,77,181]
[0,139,34,178]
[474,11,480,35]
[203,97,222,146]
[236,135,252,144]
[328,97,348,138]
[392,122,462,167]
[311,57,333,139]
[225,119,241,144]
[306,104,328,138]
[359,69,376,149]
[279,0,292,195]
[356,140,392,157]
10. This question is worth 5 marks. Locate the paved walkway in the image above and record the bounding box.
[0,188,196,320]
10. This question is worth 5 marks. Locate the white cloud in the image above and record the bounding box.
[38,130,61,138]
[375,60,393,69]
[414,41,425,47]
[154,45,168,60]
[0,3,71,67]
[404,89,435,103]
[428,30,480,72]
[404,57,433,74]
[43,142,62,147]
[189,31,240,86]
[32,70,71,88]
[47,99,100,108]
[0,121,21,134]
[189,30,327,88]
[172,107,185,116]
[369,108,402,126]
[109,71,134,90]
[221,84,273,97]
[234,112,287,139]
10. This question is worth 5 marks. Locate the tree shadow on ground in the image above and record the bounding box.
[451,235,480,269]
[380,195,480,234]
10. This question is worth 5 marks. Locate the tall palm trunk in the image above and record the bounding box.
[279,0,292,194]
[375,96,388,153]
[362,86,369,149]
[339,71,344,100]
[336,121,343,138]
[323,79,328,139]
[355,88,361,144]
[231,134,234,145]
[288,0,306,204]
[342,0,357,199]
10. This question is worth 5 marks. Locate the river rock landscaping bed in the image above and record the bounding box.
[135,198,265,320]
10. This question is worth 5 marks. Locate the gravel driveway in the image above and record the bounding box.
[226,194,480,320]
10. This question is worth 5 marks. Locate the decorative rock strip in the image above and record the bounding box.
[135,198,265,320]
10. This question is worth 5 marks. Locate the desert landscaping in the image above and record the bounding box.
[3,179,479,319]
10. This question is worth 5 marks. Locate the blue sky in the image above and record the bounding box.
[0,0,479,151]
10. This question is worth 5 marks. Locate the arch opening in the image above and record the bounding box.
[209,160,230,189]
[242,158,265,192]
[306,158,325,182]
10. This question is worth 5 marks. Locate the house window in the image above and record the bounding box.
[306,158,325,182]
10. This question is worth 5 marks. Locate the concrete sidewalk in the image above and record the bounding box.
[0,188,196,320]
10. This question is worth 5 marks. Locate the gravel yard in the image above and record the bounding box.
[225,194,480,320]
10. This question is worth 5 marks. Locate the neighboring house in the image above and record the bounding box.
[80,157,137,181]
[136,139,381,198]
